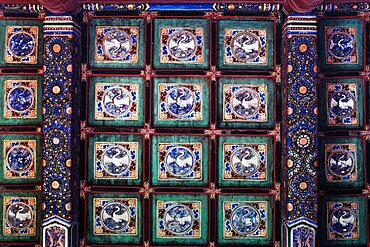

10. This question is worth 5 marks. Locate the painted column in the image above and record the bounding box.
[281,14,319,246]
[41,15,81,247]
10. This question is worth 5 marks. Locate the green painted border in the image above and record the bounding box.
[152,77,210,128]
[319,137,364,188]
[151,194,208,245]
[318,18,364,72]
[217,19,275,70]
[0,75,42,126]
[319,77,364,130]
[0,191,40,242]
[217,135,274,187]
[88,76,145,127]
[0,134,41,184]
[87,134,143,186]
[217,195,273,245]
[86,193,142,245]
[153,18,210,70]
[0,19,43,67]
[217,77,275,129]
[319,196,366,246]
[151,135,209,187]
[88,18,145,69]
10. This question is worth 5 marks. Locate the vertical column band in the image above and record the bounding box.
[281,14,319,247]
[42,15,81,247]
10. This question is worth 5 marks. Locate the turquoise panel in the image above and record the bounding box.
[151,135,209,187]
[153,18,210,70]
[87,133,143,186]
[217,18,275,70]
[319,196,366,246]
[88,18,145,69]
[319,17,364,72]
[152,77,210,128]
[88,76,145,127]
[0,19,43,67]
[151,193,209,245]
[217,135,274,188]
[86,193,143,245]
[218,76,275,129]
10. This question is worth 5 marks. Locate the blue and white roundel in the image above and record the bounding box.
[8,86,34,112]
[231,147,260,176]
[329,91,355,118]
[7,202,33,230]
[164,205,193,234]
[231,32,260,61]
[166,87,195,117]
[103,87,131,116]
[102,145,130,175]
[9,32,35,57]
[329,32,355,59]
[232,88,260,118]
[328,149,354,177]
[330,207,356,234]
[103,29,131,60]
[7,146,33,173]
[231,205,260,234]
[168,30,197,60]
[165,146,194,176]
[101,202,130,231]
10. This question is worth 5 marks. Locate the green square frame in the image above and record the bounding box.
[0,75,42,126]
[87,133,143,186]
[318,17,364,72]
[319,196,366,246]
[151,193,208,245]
[319,77,364,130]
[0,19,43,67]
[319,137,364,188]
[0,191,41,242]
[87,76,145,127]
[88,17,145,69]
[217,195,273,245]
[152,77,210,128]
[217,18,275,70]
[0,133,41,185]
[86,192,143,245]
[151,135,209,187]
[217,135,274,188]
[153,18,210,70]
[217,76,275,129]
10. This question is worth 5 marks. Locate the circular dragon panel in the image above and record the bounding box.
[102,145,130,175]
[6,146,33,173]
[101,202,130,231]
[330,207,357,235]
[231,205,260,234]
[231,88,260,119]
[166,87,195,117]
[164,205,193,234]
[103,87,131,116]
[231,147,260,176]
[231,32,260,62]
[329,91,355,118]
[9,32,35,57]
[7,86,34,113]
[328,32,355,59]
[103,29,131,60]
[165,146,194,176]
[168,30,197,60]
[6,202,33,230]
[327,149,355,177]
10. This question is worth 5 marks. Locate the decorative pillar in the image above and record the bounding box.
[281,14,319,246]
[41,15,81,247]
